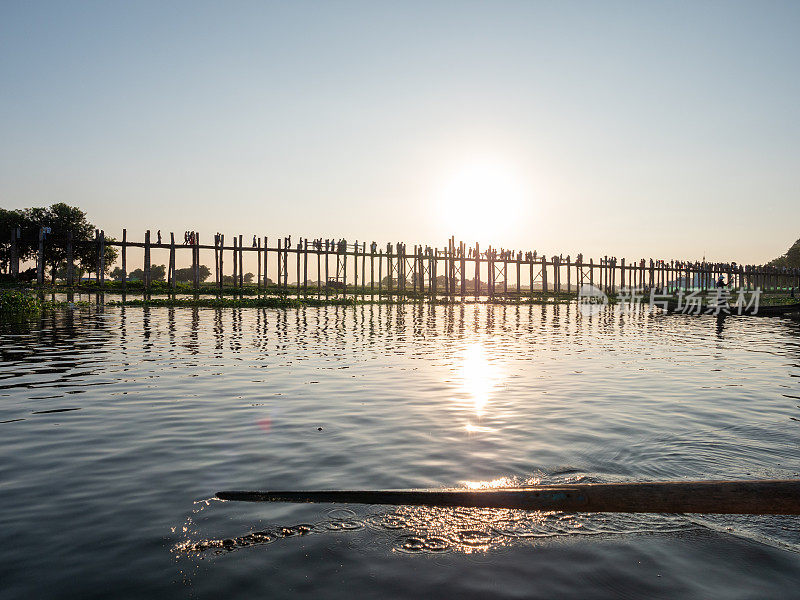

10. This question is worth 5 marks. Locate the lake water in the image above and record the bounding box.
[1,302,799,599]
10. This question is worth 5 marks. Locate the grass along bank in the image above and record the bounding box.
[0,290,42,319]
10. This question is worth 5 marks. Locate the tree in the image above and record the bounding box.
[218,272,258,285]
[380,276,411,287]
[28,204,91,282]
[128,264,166,282]
[1,203,117,280]
[78,234,119,282]
[1,208,35,272]
[173,265,211,283]
[769,238,800,268]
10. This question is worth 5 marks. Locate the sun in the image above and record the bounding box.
[435,159,529,243]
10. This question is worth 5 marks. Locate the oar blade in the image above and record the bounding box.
[215,480,800,515]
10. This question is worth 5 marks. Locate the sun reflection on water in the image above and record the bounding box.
[461,477,515,489]
[456,342,506,431]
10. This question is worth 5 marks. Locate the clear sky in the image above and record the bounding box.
[2,0,799,266]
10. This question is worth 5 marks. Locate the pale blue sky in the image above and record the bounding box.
[2,1,799,266]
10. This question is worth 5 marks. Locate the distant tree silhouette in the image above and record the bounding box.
[1,203,117,280]
[173,265,211,283]
[769,238,800,268]
[0,208,30,272]
[128,264,167,282]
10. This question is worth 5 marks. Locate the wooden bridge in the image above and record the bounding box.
[5,227,800,300]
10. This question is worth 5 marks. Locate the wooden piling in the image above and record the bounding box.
[99,230,105,288]
[566,256,571,293]
[257,237,262,290]
[325,240,329,300]
[233,236,238,289]
[303,239,308,296]
[264,236,269,291]
[144,230,151,289]
[37,227,45,285]
[386,244,393,297]
[541,256,547,294]
[529,255,535,299]
[416,245,422,295]
[460,241,466,297]
[217,234,223,291]
[239,235,244,289]
[362,242,366,300]
[119,229,126,289]
[450,237,456,298]
[353,241,358,295]
[431,248,437,300]
[196,233,202,289]
[342,242,348,298]
[277,238,282,294]
[555,256,560,294]
[170,233,176,290]
[611,257,616,294]
[66,231,74,287]
[213,234,219,288]
[443,245,449,297]
[371,244,376,295]
[190,232,195,288]
[503,251,508,296]
[283,238,289,291]
[296,241,301,298]
[9,228,19,279]
[475,243,480,298]
[191,231,197,288]
[487,248,493,298]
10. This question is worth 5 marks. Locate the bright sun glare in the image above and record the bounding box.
[460,343,495,418]
[436,159,528,242]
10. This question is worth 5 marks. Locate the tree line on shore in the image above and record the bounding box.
[769,238,800,268]
[108,264,258,284]
[1,204,117,282]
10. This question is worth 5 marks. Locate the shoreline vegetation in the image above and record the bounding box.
[2,285,797,313]
[1,279,581,297]
[95,293,800,310]
[1,279,583,304]
[1,283,583,309]
[0,289,92,320]
[105,294,581,309]
[0,289,43,319]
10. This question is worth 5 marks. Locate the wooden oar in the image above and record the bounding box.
[216,479,800,515]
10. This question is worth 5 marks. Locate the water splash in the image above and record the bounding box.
[176,479,701,557]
